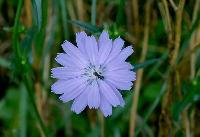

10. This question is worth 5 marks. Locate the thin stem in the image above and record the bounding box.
[60,0,69,38]
[98,112,104,137]
[24,0,32,27]
[190,0,200,79]
[161,0,173,49]
[75,0,85,21]
[67,0,78,32]
[129,2,151,137]
[24,73,48,137]
[159,0,186,136]
[189,2,200,136]
[169,0,177,11]
[171,0,185,66]
[12,0,23,58]
[91,0,97,25]
[132,0,139,36]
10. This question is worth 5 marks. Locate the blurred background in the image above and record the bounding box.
[0,0,200,137]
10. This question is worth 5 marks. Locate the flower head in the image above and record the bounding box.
[51,31,136,117]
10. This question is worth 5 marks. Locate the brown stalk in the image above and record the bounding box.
[98,112,105,137]
[75,0,85,21]
[67,0,79,32]
[190,0,200,79]
[171,0,185,66]
[129,2,151,137]
[162,0,173,49]
[191,1,200,134]
[159,0,185,136]
[24,0,32,27]
[168,0,177,11]
[132,0,139,36]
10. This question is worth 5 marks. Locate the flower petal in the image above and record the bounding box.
[55,53,84,68]
[51,77,87,94]
[85,36,98,65]
[104,70,136,82]
[76,31,88,55]
[105,78,133,90]
[87,81,100,109]
[71,88,88,114]
[55,53,70,66]
[98,31,112,65]
[98,80,120,107]
[98,40,112,65]
[104,37,124,65]
[59,78,88,102]
[99,30,109,44]
[107,82,125,107]
[100,93,112,117]
[61,40,89,67]
[51,67,84,79]
[106,62,133,71]
[119,46,133,61]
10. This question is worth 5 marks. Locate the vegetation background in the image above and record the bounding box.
[0,0,200,137]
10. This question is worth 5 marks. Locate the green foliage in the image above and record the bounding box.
[0,0,200,137]
[68,20,103,34]
[172,77,200,121]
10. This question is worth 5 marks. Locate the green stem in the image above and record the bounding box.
[91,0,97,25]
[23,73,48,137]
[12,0,23,58]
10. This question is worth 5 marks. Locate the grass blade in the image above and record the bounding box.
[177,14,200,62]
[147,51,169,78]
[12,0,23,59]
[32,0,42,30]
[134,58,161,71]
[116,0,125,27]
[91,0,97,25]
[59,0,69,38]
[135,82,167,136]
[19,84,28,137]
[68,20,102,33]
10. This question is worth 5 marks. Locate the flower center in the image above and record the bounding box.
[83,64,105,80]
[93,71,104,80]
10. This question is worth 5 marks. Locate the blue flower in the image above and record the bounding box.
[51,31,136,117]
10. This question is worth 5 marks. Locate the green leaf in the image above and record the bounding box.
[134,58,161,71]
[21,26,36,58]
[116,0,125,27]
[32,0,42,30]
[59,0,69,38]
[177,13,200,62]
[147,51,169,78]
[12,0,23,59]
[172,77,200,121]
[68,20,103,33]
